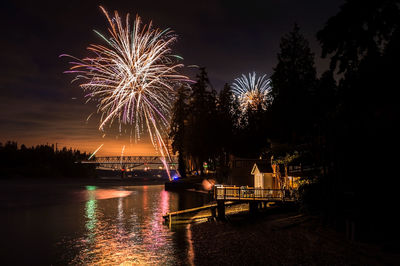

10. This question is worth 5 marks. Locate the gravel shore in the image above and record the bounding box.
[190,208,400,265]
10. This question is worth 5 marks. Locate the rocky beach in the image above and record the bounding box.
[190,209,399,265]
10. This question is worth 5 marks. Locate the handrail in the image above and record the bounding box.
[163,201,237,218]
[214,186,298,201]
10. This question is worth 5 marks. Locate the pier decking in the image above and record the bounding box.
[163,185,298,226]
[214,186,298,202]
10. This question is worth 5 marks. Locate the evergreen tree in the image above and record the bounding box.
[315,70,337,120]
[214,83,236,179]
[216,83,235,155]
[314,0,400,242]
[317,0,400,75]
[169,85,190,178]
[271,24,317,144]
[186,67,218,175]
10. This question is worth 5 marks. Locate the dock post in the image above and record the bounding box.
[211,206,217,218]
[249,202,258,215]
[169,213,172,228]
[217,200,225,220]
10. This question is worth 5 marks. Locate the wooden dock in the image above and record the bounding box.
[214,186,298,202]
[163,185,299,226]
[213,186,298,220]
[163,201,245,227]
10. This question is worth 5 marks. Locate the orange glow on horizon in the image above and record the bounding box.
[2,136,160,156]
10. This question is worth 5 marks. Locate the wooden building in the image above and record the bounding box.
[251,163,280,189]
[228,156,270,186]
[251,162,301,190]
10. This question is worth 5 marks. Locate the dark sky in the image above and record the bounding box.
[0,0,344,155]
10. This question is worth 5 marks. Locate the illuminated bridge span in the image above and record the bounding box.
[81,156,178,170]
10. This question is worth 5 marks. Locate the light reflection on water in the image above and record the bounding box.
[1,183,207,265]
[62,185,189,265]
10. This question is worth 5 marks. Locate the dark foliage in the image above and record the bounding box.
[270,24,318,144]
[233,105,270,158]
[168,1,400,246]
[312,0,400,245]
[0,141,96,178]
[169,85,190,178]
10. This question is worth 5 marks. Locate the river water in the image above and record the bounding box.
[0,181,209,265]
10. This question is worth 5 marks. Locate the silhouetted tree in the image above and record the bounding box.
[216,84,235,157]
[315,70,337,119]
[317,0,400,75]
[169,85,190,178]
[315,0,400,243]
[0,142,95,178]
[271,24,317,144]
[186,67,218,175]
[214,83,237,180]
[233,101,270,158]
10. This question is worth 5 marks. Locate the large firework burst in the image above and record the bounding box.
[62,7,188,179]
[232,72,272,113]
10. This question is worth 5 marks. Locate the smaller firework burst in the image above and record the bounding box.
[232,72,272,113]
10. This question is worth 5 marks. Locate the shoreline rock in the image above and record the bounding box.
[190,209,400,265]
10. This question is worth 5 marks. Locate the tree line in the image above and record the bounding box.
[0,141,96,178]
[169,0,400,244]
[169,25,331,177]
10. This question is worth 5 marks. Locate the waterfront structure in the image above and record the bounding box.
[251,163,279,189]
[228,156,270,186]
[252,162,301,190]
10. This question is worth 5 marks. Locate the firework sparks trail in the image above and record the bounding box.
[232,72,272,115]
[88,143,104,160]
[62,7,189,180]
[120,145,125,166]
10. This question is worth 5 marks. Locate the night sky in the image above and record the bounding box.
[0,0,344,155]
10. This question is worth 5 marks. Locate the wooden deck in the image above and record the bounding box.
[163,186,299,226]
[162,201,244,227]
[214,186,298,202]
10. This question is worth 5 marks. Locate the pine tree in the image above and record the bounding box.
[186,67,218,175]
[216,84,235,172]
[271,23,317,144]
[169,85,190,178]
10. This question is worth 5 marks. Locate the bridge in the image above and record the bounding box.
[81,156,178,170]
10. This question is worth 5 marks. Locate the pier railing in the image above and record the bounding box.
[214,186,298,201]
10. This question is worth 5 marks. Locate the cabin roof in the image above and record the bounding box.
[251,162,273,174]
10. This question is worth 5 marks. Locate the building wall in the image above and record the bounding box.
[262,173,274,189]
[229,158,269,186]
[255,173,263,188]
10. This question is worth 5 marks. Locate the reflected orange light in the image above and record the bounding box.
[10,136,157,156]
[71,185,182,265]
[202,179,216,191]
[160,190,169,215]
[142,186,148,210]
[84,189,132,200]
[186,224,195,266]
